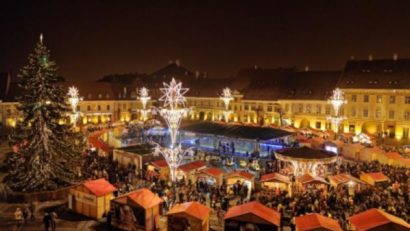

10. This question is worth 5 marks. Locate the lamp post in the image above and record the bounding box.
[152,78,194,183]
[220,87,233,122]
[67,86,82,127]
[327,88,347,133]
[138,87,151,121]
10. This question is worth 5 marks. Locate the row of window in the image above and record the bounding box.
[351,94,410,104]
[349,108,410,120]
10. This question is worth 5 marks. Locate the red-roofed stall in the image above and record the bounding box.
[328,173,367,195]
[167,201,211,231]
[349,208,410,231]
[177,160,207,184]
[295,213,342,231]
[69,178,116,219]
[226,171,255,198]
[147,159,170,181]
[112,188,163,231]
[259,172,291,192]
[360,172,389,186]
[224,201,281,231]
[196,167,225,187]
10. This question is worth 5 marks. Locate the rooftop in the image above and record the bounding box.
[276,146,336,160]
[295,213,343,231]
[224,201,281,227]
[167,201,211,221]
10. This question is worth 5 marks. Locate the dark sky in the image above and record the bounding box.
[2,0,410,81]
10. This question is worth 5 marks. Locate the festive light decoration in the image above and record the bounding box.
[220,87,234,122]
[327,88,347,133]
[138,87,151,120]
[67,86,82,126]
[328,88,347,116]
[152,78,193,183]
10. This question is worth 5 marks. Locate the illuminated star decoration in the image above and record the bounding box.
[159,78,189,109]
[328,88,347,116]
[138,87,151,120]
[67,86,82,127]
[220,87,234,122]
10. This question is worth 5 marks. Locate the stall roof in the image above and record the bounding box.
[385,152,403,160]
[226,171,254,181]
[297,174,329,185]
[295,213,343,231]
[113,188,163,209]
[349,208,410,231]
[151,159,168,168]
[178,160,207,173]
[181,122,293,141]
[260,173,290,184]
[328,173,365,186]
[83,178,117,197]
[167,201,211,221]
[361,172,389,182]
[198,167,225,177]
[276,147,335,159]
[224,201,281,227]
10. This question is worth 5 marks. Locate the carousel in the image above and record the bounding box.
[275,146,338,177]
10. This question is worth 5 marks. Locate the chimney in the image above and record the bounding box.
[393,53,398,61]
[368,54,373,61]
[350,56,355,60]
[254,65,258,70]
[304,65,309,72]
[175,59,180,66]
[195,70,200,78]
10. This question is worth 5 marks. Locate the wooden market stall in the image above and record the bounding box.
[360,172,389,186]
[111,188,163,231]
[147,159,170,181]
[342,143,365,160]
[295,213,342,231]
[177,160,207,184]
[349,208,410,231]
[383,152,407,167]
[328,173,367,195]
[113,144,156,173]
[167,201,211,231]
[226,171,255,197]
[259,172,291,192]
[195,167,225,187]
[224,201,281,231]
[358,147,385,162]
[69,178,116,219]
[297,173,329,191]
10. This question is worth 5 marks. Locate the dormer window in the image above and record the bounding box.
[106,93,110,99]
[88,93,92,99]
[98,94,102,99]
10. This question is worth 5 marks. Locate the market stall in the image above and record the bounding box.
[226,171,255,198]
[349,208,410,231]
[297,173,329,191]
[113,144,156,173]
[69,178,116,219]
[147,159,169,181]
[177,160,207,184]
[327,173,367,195]
[224,201,281,231]
[295,213,342,231]
[360,172,389,186]
[167,201,211,231]
[111,188,163,231]
[358,147,385,162]
[342,143,365,160]
[195,167,225,187]
[259,172,290,192]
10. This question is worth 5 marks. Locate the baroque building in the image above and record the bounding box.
[1,57,410,140]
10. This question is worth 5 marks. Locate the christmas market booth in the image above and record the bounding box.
[259,172,291,192]
[181,122,294,158]
[226,171,255,198]
[349,208,410,231]
[113,143,156,173]
[195,167,225,187]
[360,172,389,186]
[224,201,281,231]
[297,173,329,191]
[167,201,211,231]
[111,188,163,231]
[328,173,367,195]
[69,178,116,219]
[295,213,342,231]
[177,160,207,184]
[147,159,169,181]
[275,146,338,177]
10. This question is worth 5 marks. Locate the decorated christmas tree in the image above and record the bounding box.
[5,35,84,192]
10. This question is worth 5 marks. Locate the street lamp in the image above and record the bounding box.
[67,86,82,127]
[220,87,233,122]
[152,78,194,183]
[138,87,151,121]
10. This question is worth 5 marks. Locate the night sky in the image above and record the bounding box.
[2,0,410,81]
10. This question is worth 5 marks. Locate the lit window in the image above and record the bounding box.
[97,105,101,111]
[267,105,273,112]
[351,108,356,117]
[389,96,395,104]
[316,105,321,114]
[389,110,394,119]
[351,95,357,102]
[404,111,410,120]
[325,106,330,115]
[306,104,311,114]
[376,95,382,103]
[405,96,410,104]
[298,104,303,113]
[363,109,368,117]
[375,109,381,118]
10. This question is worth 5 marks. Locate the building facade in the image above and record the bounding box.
[1,58,410,140]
